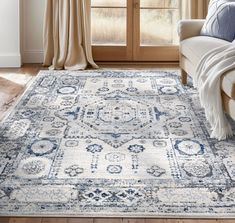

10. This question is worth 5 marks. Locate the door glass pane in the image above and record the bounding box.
[140,0,180,46]
[91,0,126,7]
[91,0,127,46]
[140,0,179,8]
[91,8,126,45]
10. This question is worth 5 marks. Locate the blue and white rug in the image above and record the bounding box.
[0,70,235,217]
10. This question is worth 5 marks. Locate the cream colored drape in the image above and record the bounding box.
[43,0,98,70]
[181,0,210,19]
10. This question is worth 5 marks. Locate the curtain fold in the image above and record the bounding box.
[181,0,210,19]
[43,0,98,70]
[191,0,210,19]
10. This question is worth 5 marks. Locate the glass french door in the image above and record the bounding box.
[91,0,180,61]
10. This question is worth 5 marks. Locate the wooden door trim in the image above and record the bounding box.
[135,46,179,61]
[133,0,179,62]
[92,0,180,62]
[92,0,133,62]
[93,46,129,61]
[133,0,140,61]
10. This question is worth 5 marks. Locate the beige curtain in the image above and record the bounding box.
[43,0,98,70]
[181,0,210,19]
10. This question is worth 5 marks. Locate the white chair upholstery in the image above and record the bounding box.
[178,19,235,120]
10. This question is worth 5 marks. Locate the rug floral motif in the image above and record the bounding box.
[0,70,235,217]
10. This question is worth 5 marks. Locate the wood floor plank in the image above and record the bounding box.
[145,218,233,223]
[217,220,235,223]
[162,220,181,223]
[9,218,42,223]
[123,219,145,223]
[146,219,170,223]
[147,219,186,223]
[189,220,219,223]
[42,218,67,223]
[68,218,94,223]
[165,220,218,223]
[0,217,10,223]
[94,218,123,223]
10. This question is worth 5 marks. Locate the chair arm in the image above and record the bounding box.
[178,19,205,41]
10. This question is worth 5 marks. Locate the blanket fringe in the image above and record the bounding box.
[194,43,235,141]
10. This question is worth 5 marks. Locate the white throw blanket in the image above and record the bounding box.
[194,41,235,140]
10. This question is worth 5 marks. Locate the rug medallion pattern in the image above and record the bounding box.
[0,70,235,217]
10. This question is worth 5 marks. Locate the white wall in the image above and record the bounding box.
[22,0,45,63]
[0,0,21,67]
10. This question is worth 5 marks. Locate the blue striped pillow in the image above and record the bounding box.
[201,0,235,42]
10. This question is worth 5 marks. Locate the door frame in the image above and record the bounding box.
[133,0,179,62]
[92,0,179,62]
[92,0,134,61]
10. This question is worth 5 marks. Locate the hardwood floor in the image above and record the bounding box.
[0,218,234,223]
[0,64,233,223]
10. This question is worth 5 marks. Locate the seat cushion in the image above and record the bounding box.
[181,36,228,65]
[181,36,235,99]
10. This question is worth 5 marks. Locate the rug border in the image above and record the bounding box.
[0,213,235,219]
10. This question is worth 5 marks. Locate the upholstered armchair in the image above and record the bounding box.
[178,19,235,120]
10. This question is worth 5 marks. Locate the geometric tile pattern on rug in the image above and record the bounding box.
[0,70,235,217]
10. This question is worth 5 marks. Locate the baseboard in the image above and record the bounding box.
[23,50,44,63]
[0,54,22,68]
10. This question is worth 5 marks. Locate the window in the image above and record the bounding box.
[91,0,181,61]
